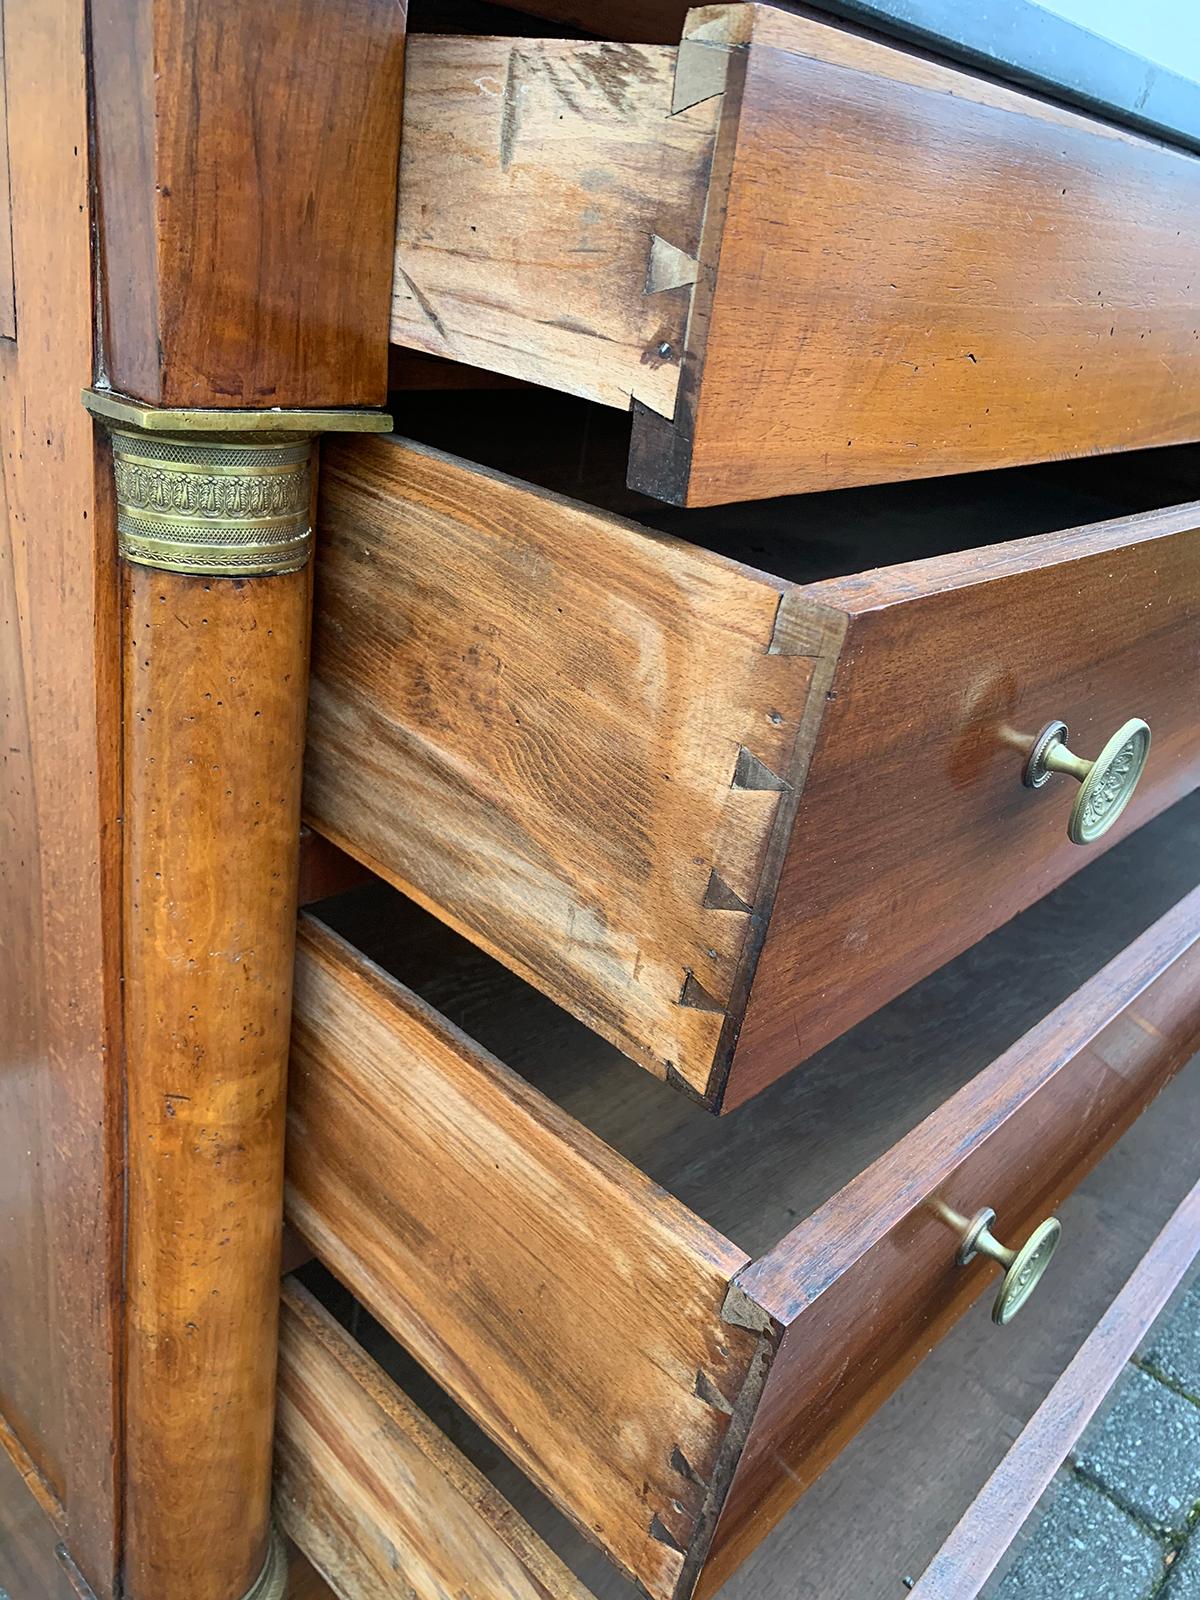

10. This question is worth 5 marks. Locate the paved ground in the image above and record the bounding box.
[990,1274,1200,1598]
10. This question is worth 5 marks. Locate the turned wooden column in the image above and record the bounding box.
[84,395,388,1600]
[84,0,405,1592]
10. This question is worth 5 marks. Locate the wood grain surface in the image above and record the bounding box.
[285,915,764,1600]
[0,19,15,341]
[910,1177,1200,1600]
[702,886,1200,1594]
[90,0,406,407]
[733,500,1200,1107]
[121,565,310,1600]
[286,873,1200,1597]
[276,1280,593,1600]
[391,35,717,414]
[0,3,122,1592]
[631,4,1200,502]
[305,430,1200,1108]
[303,434,829,1103]
[0,1443,77,1600]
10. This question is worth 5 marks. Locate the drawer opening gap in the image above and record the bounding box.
[302,794,1200,1261]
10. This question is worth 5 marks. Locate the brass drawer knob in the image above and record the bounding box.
[939,1204,1062,1325]
[1022,717,1151,845]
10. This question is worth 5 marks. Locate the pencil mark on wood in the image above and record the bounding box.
[396,268,447,342]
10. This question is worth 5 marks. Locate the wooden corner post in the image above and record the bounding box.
[84,4,407,1599]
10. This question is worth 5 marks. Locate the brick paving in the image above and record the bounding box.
[989,1279,1200,1599]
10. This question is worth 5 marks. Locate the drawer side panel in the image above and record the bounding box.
[304,435,826,1101]
[285,916,763,1600]
[390,36,719,417]
[275,1280,591,1600]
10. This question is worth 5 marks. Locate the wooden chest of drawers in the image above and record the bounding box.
[4,2,1200,1599]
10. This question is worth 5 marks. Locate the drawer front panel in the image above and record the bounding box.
[705,888,1200,1595]
[638,5,1200,505]
[735,506,1200,1107]
[275,1281,592,1600]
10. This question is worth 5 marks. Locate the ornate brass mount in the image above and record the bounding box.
[1019,716,1151,845]
[935,1201,1062,1325]
[82,389,391,578]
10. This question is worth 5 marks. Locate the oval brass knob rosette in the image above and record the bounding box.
[937,1203,1062,1325]
[1022,717,1151,845]
[957,1208,1061,1325]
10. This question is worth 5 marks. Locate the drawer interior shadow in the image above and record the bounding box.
[293,1046,1200,1600]
[310,789,1200,1260]
[389,387,1200,577]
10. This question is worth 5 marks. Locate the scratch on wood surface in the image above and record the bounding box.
[396,268,447,342]
[499,46,526,171]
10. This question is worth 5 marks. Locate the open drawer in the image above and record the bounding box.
[283,834,1200,1600]
[275,1279,592,1600]
[303,430,1200,1109]
[275,1169,1200,1600]
[391,4,1200,504]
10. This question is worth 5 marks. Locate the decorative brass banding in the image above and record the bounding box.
[109,426,314,577]
[237,1526,288,1600]
[82,388,393,578]
[81,385,393,435]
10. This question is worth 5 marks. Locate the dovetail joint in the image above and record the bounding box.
[679,971,728,1014]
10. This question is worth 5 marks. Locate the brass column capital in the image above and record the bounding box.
[82,388,390,578]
